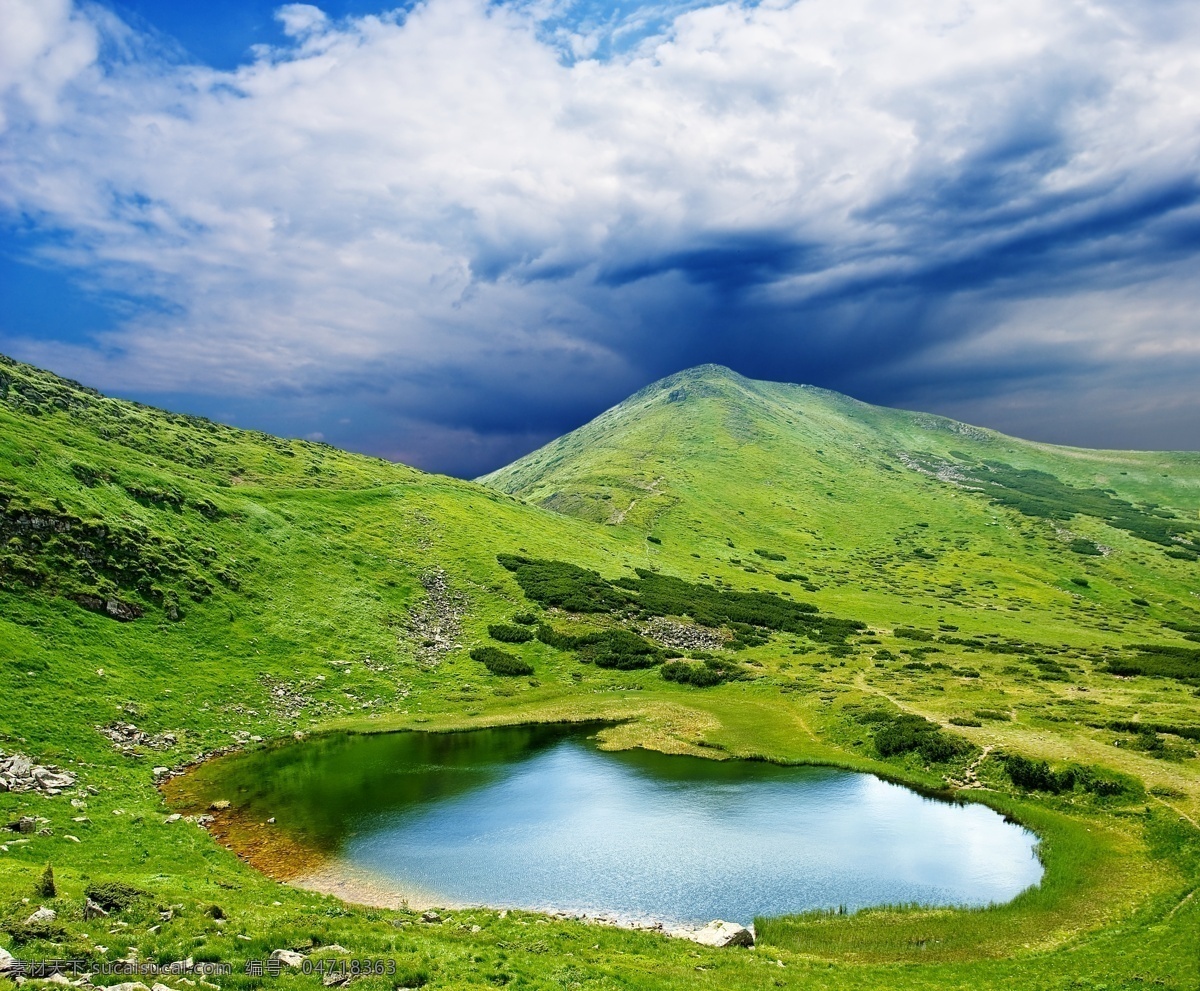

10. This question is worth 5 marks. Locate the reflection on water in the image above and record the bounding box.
[183,723,1042,924]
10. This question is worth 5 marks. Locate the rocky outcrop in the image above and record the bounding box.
[0,753,76,794]
[687,920,755,948]
[639,617,729,651]
[405,569,467,666]
[98,723,177,754]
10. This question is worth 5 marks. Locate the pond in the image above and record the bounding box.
[174,723,1042,926]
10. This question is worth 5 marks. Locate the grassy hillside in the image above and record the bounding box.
[1,354,1197,990]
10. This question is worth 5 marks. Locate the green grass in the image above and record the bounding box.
[0,356,1198,989]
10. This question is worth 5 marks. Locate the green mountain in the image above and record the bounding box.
[1,354,1197,990]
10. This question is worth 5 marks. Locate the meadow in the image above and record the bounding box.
[1,356,1197,989]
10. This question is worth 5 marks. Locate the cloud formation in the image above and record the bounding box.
[1,0,1199,473]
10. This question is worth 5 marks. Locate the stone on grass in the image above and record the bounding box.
[268,950,305,969]
[689,920,754,948]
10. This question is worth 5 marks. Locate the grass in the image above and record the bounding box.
[0,356,1198,989]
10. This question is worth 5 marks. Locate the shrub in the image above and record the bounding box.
[36,863,55,898]
[647,536,662,545]
[512,612,538,625]
[578,629,663,670]
[894,627,934,641]
[470,646,533,676]
[754,549,786,561]
[1069,538,1102,556]
[1131,598,1149,607]
[85,881,148,912]
[488,623,534,643]
[1070,577,1090,587]
[661,656,740,687]
[859,710,971,763]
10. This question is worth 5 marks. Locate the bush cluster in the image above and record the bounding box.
[1003,755,1125,796]
[488,623,534,643]
[858,710,971,764]
[661,656,740,687]
[946,458,1200,560]
[469,646,533,676]
[535,624,663,669]
[85,881,148,912]
[1103,645,1200,683]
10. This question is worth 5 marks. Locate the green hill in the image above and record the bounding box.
[0,354,1197,990]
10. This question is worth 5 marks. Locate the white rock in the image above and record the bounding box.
[164,814,182,824]
[268,950,305,969]
[25,907,57,924]
[0,947,17,972]
[689,920,754,948]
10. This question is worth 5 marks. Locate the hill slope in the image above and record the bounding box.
[0,354,1197,991]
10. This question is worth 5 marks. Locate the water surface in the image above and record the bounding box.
[187,724,1042,924]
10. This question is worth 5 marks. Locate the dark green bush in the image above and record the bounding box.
[1002,755,1124,796]
[1069,538,1102,556]
[754,549,786,561]
[647,536,662,545]
[488,623,534,644]
[36,863,55,898]
[85,881,148,911]
[470,646,533,676]
[894,627,934,641]
[501,554,865,645]
[859,710,970,763]
[578,629,663,670]
[661,656,740,687]
[497,555,631,613]
[1103,645,1200,683]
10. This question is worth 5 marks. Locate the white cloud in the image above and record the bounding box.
[1,0,1199,462]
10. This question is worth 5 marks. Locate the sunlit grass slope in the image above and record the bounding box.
[1,354,1197,990]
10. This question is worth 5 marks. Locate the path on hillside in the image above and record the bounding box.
[612,476,664,525]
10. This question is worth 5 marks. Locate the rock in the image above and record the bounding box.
[0,753,75,796]
[419,911,442,924]
[164,814,182,824]
[84,898,109,920]
[152,768,170,780]
[106,983,149,991]
[46,973,71,985]
[322,972,349,987]
[64,835,80,843]
[268,950,305,969]
[0,947,17,972]
[208,801,230,812]
[153,984,175,991]
[689,920,754,948]
[25,907,57,924]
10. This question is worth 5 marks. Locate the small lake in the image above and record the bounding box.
[180,723,1042,925]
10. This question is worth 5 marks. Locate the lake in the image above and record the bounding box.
[176,723,1042,925]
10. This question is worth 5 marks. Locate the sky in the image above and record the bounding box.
[1,0,1199,477]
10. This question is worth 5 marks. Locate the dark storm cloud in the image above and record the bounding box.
[3,0,1200,475]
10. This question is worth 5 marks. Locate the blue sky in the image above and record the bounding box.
[2,0,1199,476]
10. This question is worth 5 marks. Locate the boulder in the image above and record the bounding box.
[25,907,57,925]
[0,947,17,972]
[268,950,305,969]
[689,920,754,948]
[84,898,109,920]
